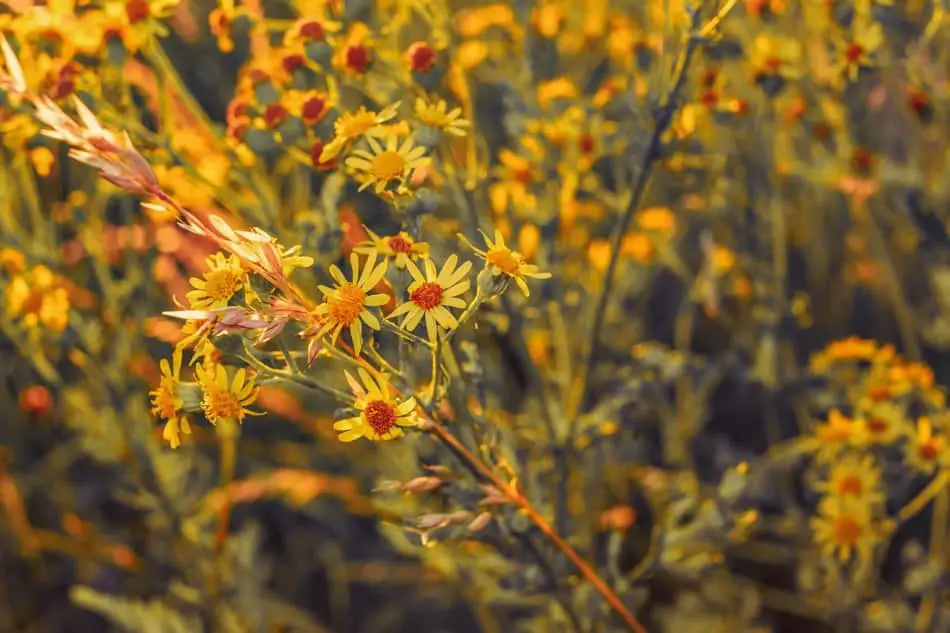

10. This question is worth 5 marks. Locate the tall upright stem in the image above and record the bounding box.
[427,421,648,633]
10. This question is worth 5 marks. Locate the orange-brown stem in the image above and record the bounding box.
[429,422,648,633]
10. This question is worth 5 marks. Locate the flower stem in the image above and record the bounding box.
[574,0,737,415]
[426,421,648,633]
[209,421,238,598]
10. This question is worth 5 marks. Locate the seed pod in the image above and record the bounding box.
[467,512,492,533]
[402,476,443,493]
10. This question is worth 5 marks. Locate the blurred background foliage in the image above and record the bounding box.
[2,0,950,632]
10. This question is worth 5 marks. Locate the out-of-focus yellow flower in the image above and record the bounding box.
[750,34,803,80]
[854,402,907,446]
[0,248,26,274]
[29,146,56,176]
[455,4,517,38]
[4,265,70,334]
[621,233,655,264]
[537,77,578,110]
[414,97,470,138]
[814,409,857,462]
[811,495,880,564]
[532,4,564,38]
[459,229,551,297]
[905,417,948,475]
[457,40,488,69]
[333,368,418,442]
[813,454,884,507]
[810,337,878,371]
[636,206,677,238]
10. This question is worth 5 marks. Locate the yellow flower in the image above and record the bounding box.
[813,454,884,507]
[749,34,803,80]
[837,19,884,81]
[905,417,948,475]
[195,361,261,426]
[811,496,881,564]
[4,265,70,333]
[186,253,245,309]
[320,103,400,162]
[459,229,551,297]
[635,206,677,238]
[413,97,470,137]
[388,255,472,342]
[333,368,419,442]
[814,409,857,461]
[149,348,191,449]
[353,228,430,269]
[314,252,390,353]
[810,336,878,371]
[345,133,430,193]
[536,77,578,109]
[854,402,907,446]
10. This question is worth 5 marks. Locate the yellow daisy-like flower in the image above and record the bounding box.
[811,337,879,371]
[813,453,884,507]
[314,252,390,354]
[905,417,948,475]
[353,228,430,269]
[344,133,430,194]
[388,255,472,342]
[195,361,261,426]
[333,368,419,442]
[814,409,858,462]
[459,229,551,297]
[149,347,191,449]
[811,495,881,564]
[320,102,400,162]
[837,19,884,82]
[186,252,245,309]
[413,97,470,137]
[635,206,677,238]
[854,402,907,446]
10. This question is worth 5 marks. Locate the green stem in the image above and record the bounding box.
[574,0,738,414]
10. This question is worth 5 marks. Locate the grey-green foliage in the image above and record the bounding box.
[70,586,203,633]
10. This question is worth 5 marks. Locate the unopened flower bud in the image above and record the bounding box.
[402,476,443,493]
[477,266,509,299]
[467,512,492,533]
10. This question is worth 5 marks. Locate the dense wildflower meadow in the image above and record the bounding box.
[1,0,950,631]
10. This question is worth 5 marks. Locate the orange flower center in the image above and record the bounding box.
[370,150,408,181]
[386,236,413,253]
[410,282,444,310]
[866,418,888,435]
[203,388,244,422]
[328,283,366,325]
[486,248,523,276]
[868,385,890,401]
[920,439,941,462]
[364,399,397,435]
[845,42,863,63]
[832,515,863,547]
[836,476,863,496]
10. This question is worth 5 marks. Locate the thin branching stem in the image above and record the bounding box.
[575,0,737,415]
[424,420,649,633]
